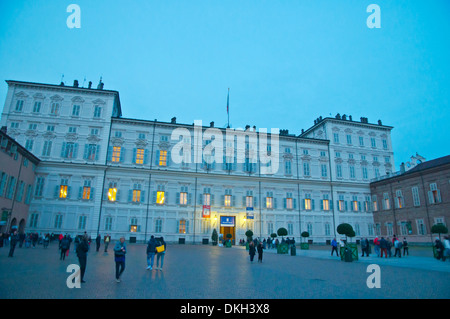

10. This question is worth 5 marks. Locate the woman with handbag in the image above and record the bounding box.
[156,237,166,271]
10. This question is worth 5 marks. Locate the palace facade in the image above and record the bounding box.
[0,79,395,243]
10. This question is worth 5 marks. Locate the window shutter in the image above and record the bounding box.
[428,191,434,204]
[243,196,247,207]
[155,150,160,166]
[61,142,66,158]
[311,199,315,211]
[90,188,95,200]
[73,144,79,159]
[320,200,324,211]
[144,149,149,165]
[83,144,89,160]
[95,145,100,161]
[116,189,121,202]
[167,151,171,167]
[186,220,190,233]
[141,191,145,203]
[437,190,441,203]
[107,146,113,162]
[188,193,192,205]
[330,200,333,210]
[176,220,179,233]
[78,187,83,199]
[293,198,297,209]
[283,198,287,209]
[274,198,277,209]
[152,191,157,203]
[132,148,137,164]
[221,195,225,206]
[120,148,126,163]
[253,196,257,208]
[176,192,180,205]
[54,185,59,198]
[232,195,236,207]
[211,194,215,205]
[128,190,133,202]
[345,201,348,211]
[198,193,203,205]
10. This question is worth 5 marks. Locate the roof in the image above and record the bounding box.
[406,155,450,174]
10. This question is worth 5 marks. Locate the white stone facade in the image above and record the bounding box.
[0,81,395,243]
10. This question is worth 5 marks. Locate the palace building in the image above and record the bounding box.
[0,79,395,243]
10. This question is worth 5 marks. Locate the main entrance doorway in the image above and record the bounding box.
[219,215,236,245]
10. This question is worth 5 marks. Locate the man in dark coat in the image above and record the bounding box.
[380,237,388,258]
[76,235,89,283]
[95,234,101,252]
[248,241,256,263]
[8,230,19,257]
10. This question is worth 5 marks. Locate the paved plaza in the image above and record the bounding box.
[0,242,449,299]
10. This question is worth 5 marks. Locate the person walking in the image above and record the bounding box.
[60,235,70,260]
[380,237,388,258]
[257,242,264,263]
[393,238,402,258]
[95,234,101,252]
[156,237,166,271]
[114,237,127,282]
[248,241,256,263]
[331,238,339,257]
[8,230,19,257]
[361,238,369,257]
[402,237,409,256]
[146,235,157,270]
[435,237,445,261]
[373,236,380,257]
[386,237,392,257]
[43,234,49,248]
[104,234,110,253]
[76,235,89,283]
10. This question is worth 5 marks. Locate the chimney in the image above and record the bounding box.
[378,119,382,126]
[349,115,352,121]
[400,162,406,174]
[210,121,214,127]
[88,81,92,89]
[73,80,79,88]
[171,117,176,124]
[253,125,256,132]
[245,125,250,131]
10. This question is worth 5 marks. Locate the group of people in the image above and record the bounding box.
[330,235,409,258]
[248,239,264,263]
[434,236,450,261]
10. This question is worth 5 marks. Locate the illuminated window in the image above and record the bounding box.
[372,195,378,211]
[178,219,187,234]
[224,195,231,207]
[82,180,91,200]
[108,183,117,202]
[159,150,167,166]
[338,200,345,211]
[395,190,404,208]
[286,198,293,209]
[266,197,273,209]
[59,179,68,199]
[135,148,144,164]
[203,192,211,205]
[304,198,311,210]
[383,193,390,210]
[352,199,359,211]
[112,146,121,162]
[133,189,141,203]
[323,199,330,211]
[180,192,187,205]
[156,191,165,205]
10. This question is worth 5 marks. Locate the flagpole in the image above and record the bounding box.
[227,88,230,128]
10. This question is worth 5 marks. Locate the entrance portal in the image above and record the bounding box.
[219,215,236,245]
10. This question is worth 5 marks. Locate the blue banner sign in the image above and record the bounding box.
[220,216,235,227]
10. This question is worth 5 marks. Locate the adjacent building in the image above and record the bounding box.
[0,127,40,233]
[0,79,396,243]
[370,155,450,243]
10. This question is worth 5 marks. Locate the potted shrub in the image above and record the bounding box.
[211,229,218,246]
[301,231,310,250]
[277,228,289,254]
[431,223,448,258]
[225,233,232,247]
[245,230,253,250]
[337,223,358,262]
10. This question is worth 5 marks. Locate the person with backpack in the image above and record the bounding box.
[76,235,89,283]
[394,238,402,258]
[146,235,157,270]
[114,237,127,282]
[60,235,70,260]
[402,237,409,256]
[155,237,166,271]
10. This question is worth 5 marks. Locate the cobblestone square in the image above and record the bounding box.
[0,242,449,299]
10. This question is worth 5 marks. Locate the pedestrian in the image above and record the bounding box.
[394,238,402,258]
[257,242,263,263]
[380,237,388,258]
[146,235,157,270]
[43,234,49,248]
[331,238,339,256]
[76,235,89,283]
[402,237,409,256]
[66,235,72,257]
[8,230,19,257]
[373,236,380,257]
[443,236,450,261]
[96,234,101,252]
[104,234,110,252]
[114,237,127,282]
[60,235,70,260]
[435,237,445,261]
[156,237,166,271]
[361,238,370,257]
[248,241,256,263]
[386,237,392,257]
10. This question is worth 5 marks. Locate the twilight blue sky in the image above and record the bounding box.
[0,0,449,169]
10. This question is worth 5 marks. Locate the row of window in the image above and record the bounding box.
[333,133,389,150]
[14,99,102,119]
[372,183,442,211]
[0,172,33,204]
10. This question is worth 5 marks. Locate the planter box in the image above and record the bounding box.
[340,244,359,262]
[202,238,209,245]
[225,241,232,248]
[178,238,185,245]
[277,243,289,254]
[300,243,309,250]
